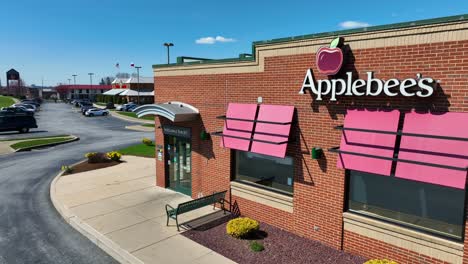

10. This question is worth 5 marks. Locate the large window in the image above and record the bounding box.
[234,151,294,195]
[348,170,466,240]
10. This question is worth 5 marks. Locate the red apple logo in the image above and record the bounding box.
[316,37,344,75]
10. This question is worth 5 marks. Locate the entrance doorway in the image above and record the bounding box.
[165,134,192,196]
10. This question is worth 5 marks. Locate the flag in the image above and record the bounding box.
[130,62,135,67]
[115,62,120,69]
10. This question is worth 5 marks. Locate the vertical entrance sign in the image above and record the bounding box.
[337,110,400,176]
[395,112,468,189]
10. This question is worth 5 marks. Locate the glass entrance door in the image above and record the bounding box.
[165,135,192,196]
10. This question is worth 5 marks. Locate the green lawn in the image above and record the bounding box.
[10,136,73,150]
[118,143,155,158]
[115,111,154,121]
[0,95,15,108]
[142,124,155,128]
[95,102,107,106]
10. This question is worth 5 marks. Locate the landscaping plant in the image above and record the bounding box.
[364,260,398,264]
[249,241,264,252]
[226,217,260,239]
[61,165,73,174]
[106,151,122,162]
[142,138,153,146]
[85,152,110,163]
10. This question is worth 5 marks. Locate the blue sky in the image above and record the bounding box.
[1,0,467,86]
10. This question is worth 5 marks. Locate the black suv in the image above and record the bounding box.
[0,107,34,116]
[0,113,38,133]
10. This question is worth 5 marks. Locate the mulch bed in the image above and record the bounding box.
[63,160,121,175]
[182,215,367,264]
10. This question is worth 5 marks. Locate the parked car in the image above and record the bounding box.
[81,105,94,115]
[20,100,40,107]
[105,102,115,109]
[117,103,137,112]
[0,113,38,133]
[126,104,138,112]
[0,107,34,116]
[115,104,125,111]
[13,103,37,112]
[73,99,91,107]
[85,108,109,117]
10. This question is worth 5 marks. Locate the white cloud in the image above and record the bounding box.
[195,37,216,44]
[215,36,235,43]
[195,36,236,44]
[339,21,371,29]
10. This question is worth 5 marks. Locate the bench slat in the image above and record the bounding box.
[176,191,226,214]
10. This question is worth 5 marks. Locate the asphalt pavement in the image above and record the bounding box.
[0,102,154,264]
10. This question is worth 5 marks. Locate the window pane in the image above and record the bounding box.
[348,170,465,240]
[234,151,294,194]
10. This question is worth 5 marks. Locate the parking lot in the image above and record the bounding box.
[0,102,154,263]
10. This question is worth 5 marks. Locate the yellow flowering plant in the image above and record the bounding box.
[106,151,122,162]
[226,217,260,239]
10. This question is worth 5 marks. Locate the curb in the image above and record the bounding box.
[92,103,107,109]
[124,125,155,132]
[110,111,153,124]
[14,135,80,152]
[50,162,144,264]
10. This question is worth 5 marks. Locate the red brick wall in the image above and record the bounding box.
[153,40,468,263]
[343,230,452,264]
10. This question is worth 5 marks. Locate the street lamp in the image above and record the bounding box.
[132,65,142,105]
[72,74,77,100]
[163,42,174,64]
[88,73,94,100]
[67,78,71,85]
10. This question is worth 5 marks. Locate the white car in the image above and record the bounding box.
[85,108,109,117]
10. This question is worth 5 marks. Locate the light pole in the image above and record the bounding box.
[88,73,94,100]
[72,74,77,100]
[134,66,142,105]
[163,42,174,64]
[67,78,71,85]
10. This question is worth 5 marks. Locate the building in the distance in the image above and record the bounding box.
[55,84,112,100]
[134,14,468,264]
[104,77,154,104]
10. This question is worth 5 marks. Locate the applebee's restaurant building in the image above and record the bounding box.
[135,14,468,263]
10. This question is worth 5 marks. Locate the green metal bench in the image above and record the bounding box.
[165,190,228,231]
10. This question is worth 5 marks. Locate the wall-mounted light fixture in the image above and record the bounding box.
[311,147,323,160]
[200,131,210,140]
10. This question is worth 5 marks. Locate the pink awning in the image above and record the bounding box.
[219,103,294,158]
[395,112,468,189]
[337,110,400,176]
[220,103,258,151]
[251,105,295,158]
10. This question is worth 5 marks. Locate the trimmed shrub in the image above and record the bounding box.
[142,138,153,146]
[85,152,110,163]
[107,151,122,162]
[249,241,264,252]
[364,260,398,264]
[226,217,259,239]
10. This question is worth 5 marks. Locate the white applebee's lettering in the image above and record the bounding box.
[299,69,435,101]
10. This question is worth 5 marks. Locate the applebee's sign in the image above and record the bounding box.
[299,37,436,101]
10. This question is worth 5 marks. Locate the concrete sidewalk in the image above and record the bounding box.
[51,156,235,264]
